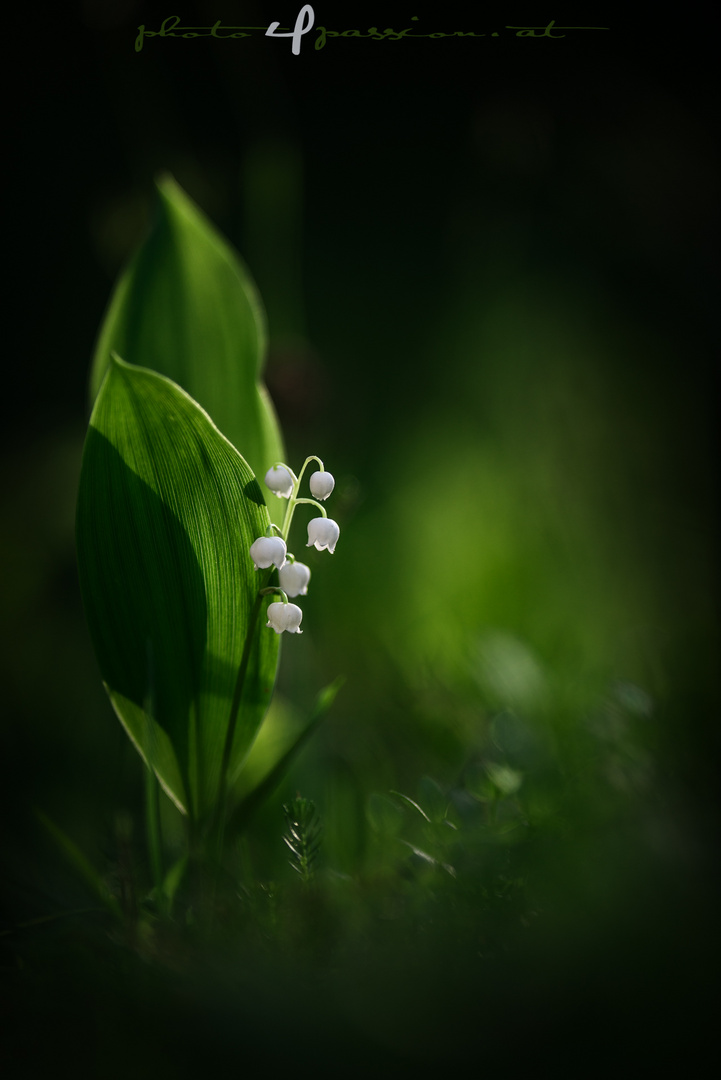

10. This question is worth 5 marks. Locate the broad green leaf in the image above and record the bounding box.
[76,355,280,821]
[90,175,284,521]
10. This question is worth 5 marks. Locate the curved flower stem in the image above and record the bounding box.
[295,455,324,489]
[295,497,327,513]
[281,486,295,538]
[283,497,327,538]
[260,587,289,604]
[280,457,324,538]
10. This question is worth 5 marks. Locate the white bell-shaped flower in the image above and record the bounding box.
[266,601,303,634]
[249,535,287,570]
[309,470,335,501]
[264,465,294,499]
[307,517,340,553]
[279,560,311,597]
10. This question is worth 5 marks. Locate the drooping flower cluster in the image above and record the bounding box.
[249,457,340,634]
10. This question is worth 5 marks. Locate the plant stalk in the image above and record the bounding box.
[145,763,164,914]
[211,567,273,863]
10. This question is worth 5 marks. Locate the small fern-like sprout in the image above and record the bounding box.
[283,796,322,885]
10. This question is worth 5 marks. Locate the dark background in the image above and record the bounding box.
[3,2,719,1074]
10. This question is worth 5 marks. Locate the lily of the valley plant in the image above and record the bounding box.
[75,177,343,869]
[253,458,339,634]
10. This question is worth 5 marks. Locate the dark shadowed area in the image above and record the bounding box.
[2,2,718,1075]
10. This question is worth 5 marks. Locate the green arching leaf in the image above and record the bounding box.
[76,355,280,821]
[90,175,284,522]
[108,690,189,814]
[389,790,432,822]
[229,676,345,831]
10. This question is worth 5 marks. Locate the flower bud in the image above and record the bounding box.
[307,517,340,553]
[279,560,311,597]
[264,465,294,499]
[309,470,335,501]
[249,535,287,570]
[266,601,303,634]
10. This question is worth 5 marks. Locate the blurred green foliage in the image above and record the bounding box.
[3,7,718,1074]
